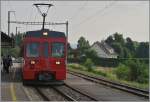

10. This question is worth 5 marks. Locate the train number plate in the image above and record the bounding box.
[38,73,53,81]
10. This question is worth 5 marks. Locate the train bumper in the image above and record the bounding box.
[22,70,66,81]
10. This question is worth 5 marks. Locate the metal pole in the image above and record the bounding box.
[42,14,46,30]
[66,21,68,41]
[16,27,17,35]
[16,27,21,35]
[8,11,10,36]
[66,21,68,63]
[8,11,15,36]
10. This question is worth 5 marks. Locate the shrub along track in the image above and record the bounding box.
[68,70,149,99]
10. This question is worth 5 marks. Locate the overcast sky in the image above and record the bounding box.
[1,1,149,45]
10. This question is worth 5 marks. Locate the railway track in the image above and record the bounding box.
[51,86,76,101]
[53,83,99,101]
[35,87,51,101]
[68,70,149,99]
[34,83,98,101]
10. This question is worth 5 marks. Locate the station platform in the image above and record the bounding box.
[1,63,29,101]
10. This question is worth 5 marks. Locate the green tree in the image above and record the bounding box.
[77,36,90,50]
[105,33,125,58]
[77,36,90,56]
[14,32,24,46]
[126,37,135,51]
[111,42,124,58]
[9,46,21,58]
[105,35,114,45]
[123,48,132,58]
[113,32,125,45]
[1,46,21,58]
[136,42,149,58]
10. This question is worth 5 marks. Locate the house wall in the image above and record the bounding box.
[91,44,110,58]
[91,44,118,58]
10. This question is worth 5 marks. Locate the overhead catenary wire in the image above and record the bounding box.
[71,1,117,36]
[9,21,67,25]
[72,1,117,30]
[69,0,88,21]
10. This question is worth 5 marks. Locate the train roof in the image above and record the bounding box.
[25,29,66,38]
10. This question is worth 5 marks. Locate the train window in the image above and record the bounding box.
[51,43,65,58]
[26,42,40,57]
[43,42,49,58]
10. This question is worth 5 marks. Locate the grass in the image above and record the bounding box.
[68,63,149,90]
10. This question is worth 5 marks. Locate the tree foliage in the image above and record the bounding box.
[136,42,149,58]
[1,46,20,58]
[114,32,124,45]
[77,36,90,51]
[77,36,90,57]
[105,32,149,58]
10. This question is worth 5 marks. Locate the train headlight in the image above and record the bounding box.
[56,61,60,65]
[31,60,35,64]
[43,32,48,36]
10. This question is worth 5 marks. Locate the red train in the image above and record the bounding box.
[22,29,67,84]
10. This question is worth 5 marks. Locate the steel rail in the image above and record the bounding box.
[68,70,149,98]
[35,87,50,101]
[64,82,99,101]
[51,86,76,101]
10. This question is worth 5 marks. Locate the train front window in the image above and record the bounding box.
[52,43,65,58]
[26,42,40,57]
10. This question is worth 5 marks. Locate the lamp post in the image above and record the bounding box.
[8,11,15,36]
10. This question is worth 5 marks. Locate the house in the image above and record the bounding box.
[91,41,118,58]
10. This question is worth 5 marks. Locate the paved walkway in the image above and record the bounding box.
[1,63,29,101]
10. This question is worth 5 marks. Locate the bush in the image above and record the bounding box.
[115,64,129,80]
[136,63,149,83]
[68,64,85,71]
[84,58,94,72]
[115,60,149,83]
[92,70,107,77]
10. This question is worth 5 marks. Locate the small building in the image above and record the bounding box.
[1,31,14,48]
[91,41,118,58]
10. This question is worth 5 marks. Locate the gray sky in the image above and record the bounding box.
[1,1,149,45]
